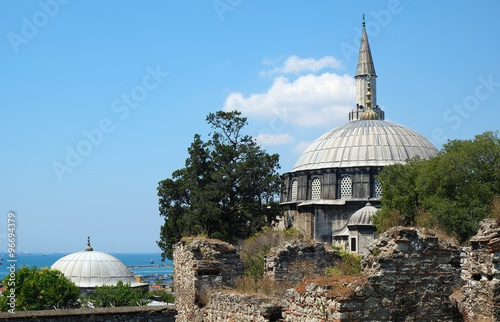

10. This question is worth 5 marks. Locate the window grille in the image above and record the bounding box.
[350,237,357,252]
[340,176,352,199]
[311,178,321,200]
[374,179,382,198]
[291,180,298,201]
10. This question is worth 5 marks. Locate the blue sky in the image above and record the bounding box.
[2,1,500,253]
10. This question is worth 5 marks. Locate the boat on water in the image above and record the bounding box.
[149,259,154,264]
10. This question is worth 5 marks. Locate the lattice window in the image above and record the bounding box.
[291,180,298,201]
[340,176,352,199]
[374,179,382,198]
[350,237,357,252]
[311,178,321,200]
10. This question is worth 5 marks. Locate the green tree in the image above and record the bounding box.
[157,110,281,259]
[0,266,80,311]
[87,281,150,308]
[149,289,175,303]
[374,131,500,243]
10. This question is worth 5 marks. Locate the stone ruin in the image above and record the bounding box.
[173,219,500,321]
[452,218,500,321]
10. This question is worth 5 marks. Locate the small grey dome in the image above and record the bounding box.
[51,251,142,288]
[51,240,146,289]
[293,120,438,172]
[348,202,378,226]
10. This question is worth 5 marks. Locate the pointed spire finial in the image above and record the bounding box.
[85,236,93,251]
[362,13,365,28]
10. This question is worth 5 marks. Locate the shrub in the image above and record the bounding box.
[327,248,361,276]
[238,227,304,279]
[490,195,500,224]
[87,281,150,308]
[0,266,80,311]
[149,289,174,303]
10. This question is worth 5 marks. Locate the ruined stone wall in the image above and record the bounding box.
[173,237,244,322]
[174,225,500,321]
[281,282,367,321]
[453,218,500,321]
[0,306,175,321]
[282,228,462,321]
[203,292,282,321]
[264,241,340,285]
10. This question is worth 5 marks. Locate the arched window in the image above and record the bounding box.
[374,179,382,198]
[291,180,298,201]
[340,175,352,199]
[311,178,321,200]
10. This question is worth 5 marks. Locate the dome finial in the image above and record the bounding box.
[85,236,93,251]
[362,13,365,28]
[360,75,378,120]
[366,77,372,109]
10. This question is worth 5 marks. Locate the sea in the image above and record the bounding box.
[0,253,173,284]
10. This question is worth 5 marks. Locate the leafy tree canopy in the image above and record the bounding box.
[374,131,500,243]
[157,110,282,260]
[0,266,80,311]
[86,281,150,308]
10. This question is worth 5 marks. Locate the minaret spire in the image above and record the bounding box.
[349,15,384,122]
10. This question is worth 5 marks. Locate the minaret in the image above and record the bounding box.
[349,15,384,121]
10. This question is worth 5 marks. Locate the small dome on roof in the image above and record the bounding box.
[348,202,378,226]
[51,238,146,291]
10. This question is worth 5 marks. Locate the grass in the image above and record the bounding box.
[233,276,293,298]
[294,247,365,300]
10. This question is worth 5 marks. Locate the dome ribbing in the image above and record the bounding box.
[292,120,438,172]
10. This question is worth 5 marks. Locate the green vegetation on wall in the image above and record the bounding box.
[239,227,303,279]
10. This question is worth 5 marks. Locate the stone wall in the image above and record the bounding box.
[452,218,500,321]
[0,306,175,321]
[173,224,500,321]
[282,227,462,321]
[264,241,340,285]
[173,237,244,322]
[203,292,282,321]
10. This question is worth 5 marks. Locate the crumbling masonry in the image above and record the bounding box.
[174,219,500,321]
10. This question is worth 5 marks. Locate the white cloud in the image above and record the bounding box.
[260,55,343,76]
[293,141,314,155]
[223,72,355,127]
[255,133,295,146]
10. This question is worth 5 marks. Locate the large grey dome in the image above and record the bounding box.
[51,241,146,290]
[293,120,438,172]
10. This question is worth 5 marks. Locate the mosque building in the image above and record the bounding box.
[51,237,148,294]
[279,18,439,256]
